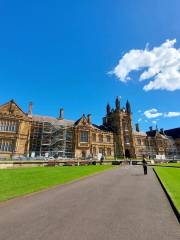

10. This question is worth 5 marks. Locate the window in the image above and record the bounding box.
[107,148,111,156]
[0,140,13,152]
[0,120,17,132]
[124,124,128,131]
[93,147,96,155]
[92,133,96,142]
[106,135,111,143]
[125,136,130,144]
[99,134,103,143]
[80,131,88,143]
[137,139,141,145]
[99,148,104,154]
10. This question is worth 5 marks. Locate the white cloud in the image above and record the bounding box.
[110,39,180,91]
[152,120,157,124]
[164,112,180,117]
[144,108,180,119]
[144,109,163,118]
[138,118,142,122]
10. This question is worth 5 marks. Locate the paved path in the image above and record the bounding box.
[0,166,179,240]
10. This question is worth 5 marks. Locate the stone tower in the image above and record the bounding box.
[103,97,136,158]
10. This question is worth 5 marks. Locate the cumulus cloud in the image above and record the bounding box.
[144,109,163,118]
[110,39,180,91]
[164,112,180,117]
[144,108,180,119]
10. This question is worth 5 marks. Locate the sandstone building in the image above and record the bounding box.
[0,98,179,159]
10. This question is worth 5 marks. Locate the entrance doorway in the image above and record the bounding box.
[125,149,130,158]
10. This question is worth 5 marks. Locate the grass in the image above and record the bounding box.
[154,167,180,213]
[0,165,114,202]
[151,163,180,167]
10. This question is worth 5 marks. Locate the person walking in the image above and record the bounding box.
[142,155,148,175]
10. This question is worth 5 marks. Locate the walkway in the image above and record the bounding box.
[0,166,179,240]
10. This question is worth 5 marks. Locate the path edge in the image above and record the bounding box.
[153,168,180,224]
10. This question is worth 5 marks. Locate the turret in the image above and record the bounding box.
[106,103,111,115]
[115,96,120,111]
[126,100,131,114]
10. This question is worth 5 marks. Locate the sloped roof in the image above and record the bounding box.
[165,128,180,139]
[92,124,113,132]
[146,130,157,137]
[31,115,74,127]
[0,99,27,117]
[74,115,88,126]
[133,130,147,136]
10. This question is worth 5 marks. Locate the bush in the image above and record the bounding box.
[112,161,121,165]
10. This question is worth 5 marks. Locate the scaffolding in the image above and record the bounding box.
[30,119,74,158]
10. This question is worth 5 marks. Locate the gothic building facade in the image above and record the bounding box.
[0,98,179,159]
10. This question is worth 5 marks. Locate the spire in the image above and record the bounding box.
[115,96,120,111]
[126,100,131,114]
[106,103,111,115]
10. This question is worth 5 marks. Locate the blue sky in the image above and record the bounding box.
[0,0,180,131]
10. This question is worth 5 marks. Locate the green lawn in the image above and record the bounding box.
[0,165,114,202]
[154,167,180,213]
[153,163,180,167]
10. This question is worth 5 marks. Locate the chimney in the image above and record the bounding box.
[135,123,140,132]
[149,126,153,132]
[59,108,64,119]
[87,114,92,124]
[28,102,33,116]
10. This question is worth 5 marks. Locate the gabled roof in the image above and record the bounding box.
[74,114,88,126]
[0,99,27,117]
[165,128,180,139]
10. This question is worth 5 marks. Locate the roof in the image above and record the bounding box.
[74,116,86,126]
[133,131,147,136]
[31,115,75,127]
[146,129,170,140]
[164,128,180,139]
[146,130,157,137]
[0,99,27,116]
[92,124,114,132]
